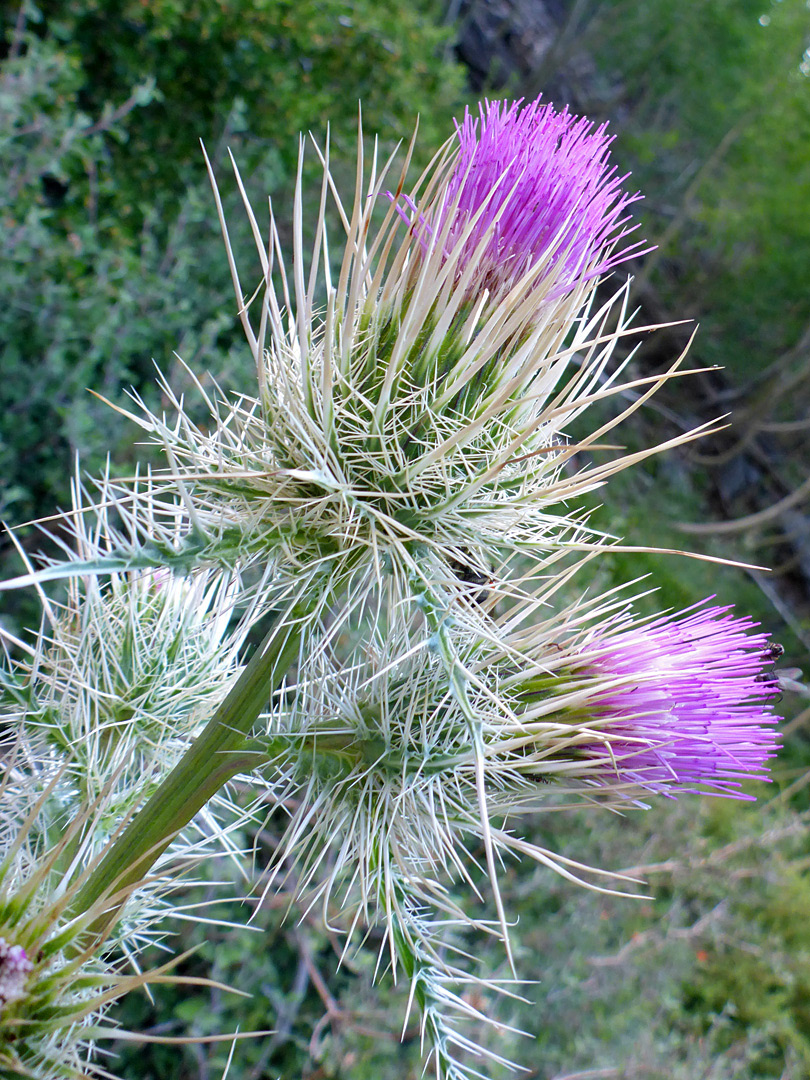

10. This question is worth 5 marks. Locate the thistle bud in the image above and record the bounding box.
[100,99,657,609]
[0,939,33,1010]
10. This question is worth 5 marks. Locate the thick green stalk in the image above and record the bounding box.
[71,613,303,920]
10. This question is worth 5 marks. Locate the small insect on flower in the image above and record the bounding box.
[448,553,492,604]
[754,641,806,700]
[754,640,785,689]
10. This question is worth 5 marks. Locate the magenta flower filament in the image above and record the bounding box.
[415,97,649,301]
[570,604,781,798]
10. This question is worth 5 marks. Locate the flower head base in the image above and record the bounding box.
[0,938,33,1010]
[267,597,781,921]
[541,603,781,799]
[412,97,647,304]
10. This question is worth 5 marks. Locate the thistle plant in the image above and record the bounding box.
[0,96,782,1078]
[0,739,248,1078]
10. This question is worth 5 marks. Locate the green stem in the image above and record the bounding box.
[71,612,303,921]
[390,894,468,1080]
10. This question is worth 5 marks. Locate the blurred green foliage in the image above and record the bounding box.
[589,0,810,372]
[33,0,465,227]
[0,31,239,528]
[571,0,810,678]
[0,0,465,631]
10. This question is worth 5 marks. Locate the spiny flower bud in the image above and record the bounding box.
[0,733,247,1078]
[2,540,247,855]
[0,938,33,1010]
[256,595,780,935]
[80,98,671,609]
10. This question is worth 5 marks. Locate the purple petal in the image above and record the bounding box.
[573,603,781,799]
[439,97,649,299]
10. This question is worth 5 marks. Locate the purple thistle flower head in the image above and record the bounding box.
[569,602,781,799]
[433,97,648,301]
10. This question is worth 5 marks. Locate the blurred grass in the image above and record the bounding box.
[108,792,810,1079]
